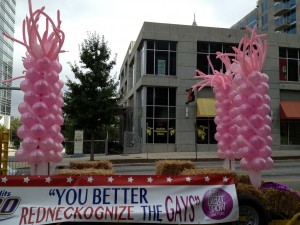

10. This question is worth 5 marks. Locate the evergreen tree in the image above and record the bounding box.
[63,32,119,160]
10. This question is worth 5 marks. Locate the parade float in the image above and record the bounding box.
[0,1,299,225]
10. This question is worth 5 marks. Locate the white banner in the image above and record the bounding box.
[0,175,238,224]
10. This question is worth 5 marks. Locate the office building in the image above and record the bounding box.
[119,22,300,153]
[233,0,298,34]
[0,0,16,127]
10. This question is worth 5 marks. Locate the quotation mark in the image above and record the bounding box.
[49,189,56,196]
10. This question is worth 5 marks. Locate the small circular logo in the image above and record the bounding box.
[202,188,233,220]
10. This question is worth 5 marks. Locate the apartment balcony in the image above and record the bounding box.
[274,2,294,16]
[275,17,292,31]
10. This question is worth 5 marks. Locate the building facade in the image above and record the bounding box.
[233,0,300,34]
[0,0,16,127]
[118,22,300,153]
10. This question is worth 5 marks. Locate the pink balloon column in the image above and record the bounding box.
[3,0,65,175]
[231,27,273,188]
[192,53,239,169]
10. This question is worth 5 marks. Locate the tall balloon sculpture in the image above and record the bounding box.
[192,27,273,188]
[3,0,65,175]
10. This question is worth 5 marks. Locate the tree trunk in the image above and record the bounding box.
[90,131,95,161]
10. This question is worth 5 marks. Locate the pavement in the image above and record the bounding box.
[8,148,300,167]
[58,149,300,167]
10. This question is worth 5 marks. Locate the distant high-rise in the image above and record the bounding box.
[0,0,16,126]
[232,0,298,34]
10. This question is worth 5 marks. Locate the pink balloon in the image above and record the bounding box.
[48,125,61,138]
[44,70,59,84]
[17,125,28,139]
[249,135,266,149]
[266,135,273,146]
[224,149,234,159]
[24,91,40,105]
[228,125,238,135]
[41,93,58,107]
[265,157,273,169]
[237,83,253,96]
[235,115,246,127]
[256,83,269,94]
[217,140,229,151]
[56,115,64,126]
[32,101,48,116]
[248,71,262,85]
[23,57,36,69]
[233,74,244,86]
[228,108,239,117]
[26,68,43,81]
[261,73,269,83]
[55,132,64,143]
[18,102,27,114]
[21,137,39,149]
[28,150,45,164]
[53,143,64,152]
[21,112,37,127]
[49,104,60,115]
[236,134,248,148]
[263,94,271,104]
[30,123,47,139]
[233,94,246,107]
[221,133,233,144]
[248,93,263,107]
[56,97,64,108]
[51,61,62,73]
[57,79,64,89]
[265,115,272,125]
[258,124,271,137]
[20,79,33,92]
[214,116,221,124]
[42,114,56,127]
[240,158,251,170]
[48,151,63,163]
[258,146,272,158]
[256,104,270,116]
[39,137,55,151]
[215,92,226,101]
[217,149,226,158]
[214,132,221,141]
[249,114,264,128]
[52,82,62,94]
[221,99,232,109]
[221,115,231,123]
[251,157,266,171]
[34,79,50,94]
[36,57,51,70]
[15,147,29,162]
[239,103,254,117]
[238,125,255,139]
[216,107,227,117]
[239,146,255,158]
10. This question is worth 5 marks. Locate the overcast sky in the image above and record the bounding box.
[10,0,257,118]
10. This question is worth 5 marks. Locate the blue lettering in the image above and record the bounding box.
[93,189,101,204]
[56,189,66,205]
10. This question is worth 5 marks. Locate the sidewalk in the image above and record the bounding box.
[58,150,300,167]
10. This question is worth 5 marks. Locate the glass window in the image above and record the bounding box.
[197,42,237,75]
[146,50,154,74]
[196,118,217,144]
[281,120,300,145]
[279,47,300,82]
[146,87,176,143]
[144,40,177,76]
